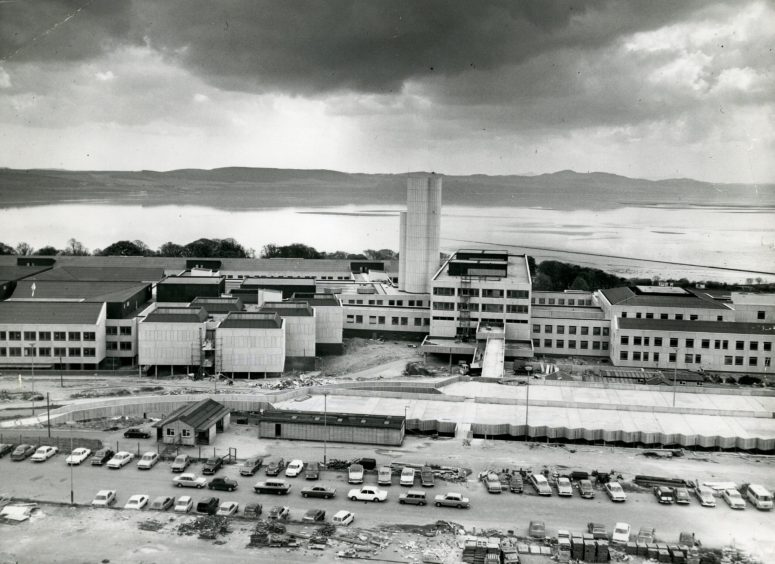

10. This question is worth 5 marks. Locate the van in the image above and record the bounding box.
[399,490,427,506]
[400,467,415,486]
[653,486,675,504]
[746,484,773,510]
[378,466,392,486]
[332,510,354,526]
[196,497,220,515]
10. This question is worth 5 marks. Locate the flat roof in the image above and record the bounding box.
[433,251,530,285]
[259,302,314,317]
[159,276,224,285]
[10,280,149,303]
[219,312,282,329]
[619,318,775,335]
[242,277,316,286]
[0,265,51,282]
[258,409,404,430]
[601,286,730,310]
[189,296,243,314]
[28,265,166,283]
[0,301,104,324]
[289,293,341,306]
[144,307,208,323]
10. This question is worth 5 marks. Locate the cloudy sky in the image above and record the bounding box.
[0,0,773,182]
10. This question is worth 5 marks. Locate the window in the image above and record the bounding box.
[724,356,733,365]
[83,348,96,357]
[68,347,80,357]
[602,342,609,351]
[580,341,588,349]
[690,315,698,321]
[481,304,504,313]
[722,340,729,350]
[538,298,545,304]
[675,314,684,320]
[717,315,723,321]
[355,315,363,323]
[433,302,454,311]
[654,337,663,346]
[644,337,650,346]
[0,331,6,340]
[556,326,565,335]
[766,358,772,367]
[669,353,676,363]
[694,354,701,364]
[506,290,529,299]
[9,331,21,340]
[593,327,601,336]
[646,313,654,319]
[592,341,601,350]
[620,336,629,345]
[750,341,758,351]
[620,351,628,360]
[764,342,772,352]
[685,339,694,348]
[660,313,668,320]
[533,324,541,334]
[24,331,36,340]
[568,299,575,306]
[396,301,403,306]
[83,332,96,341]
[369,316,377,325]
[414,318,422,326]
[368,300,375,305]
[506,304,528,313]
[736,341,744,350]
[621,312,627,318]
[758,310,766,320]
[23,346,35,357]
[166,428,175,436]
[392,317,399,325]
[119,327,132,336]
[568,340,576,349]
[545,325,553,334]
[107,342,118,350]
[701,339,710,349]
[684,353,693,363]
[356,300,363,305]
[481,289,503,298]
[749,357,758,366]
[669,338,678,348]
[567,326,576,335]
[0,348,5,356]
[433,287,455,296]
[580,327,588,335]
[602,328,609,337]
[119,342,132,351]
[9,347,21,357]
[735,356,744,366]
[38,331,51,341]
[181,429,191,438]
[633,336,642,346]
[556,340,564,348]
[653,352,659,362]
[643,352,649,361]
[68,332,81,341]
[636,312,642,319]
[532,338,540,347]
[401,317,408,326]
[36,347,49,356]
[54,347,66,357]
[548,298,556,305]
[633,351,641,361]
[544,339,552,347]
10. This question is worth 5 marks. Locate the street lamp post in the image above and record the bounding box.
[525,366,533,442]
[673,350,678,407]
[404,405,410,435]
[323,393,328,466]
[28,343,35,416]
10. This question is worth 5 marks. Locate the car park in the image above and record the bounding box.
[107,451,134,469]
[0,444,13,458]
[265,458,285,476]
[202,456,224,475]
[124,494,149,510]
[420,466,435,487]
[304,463,320,480]
[65,447,92,465]
[723,488,746,509]
[253,479,292,495]
[240,457,263,476]
[285,459,305,477]
[348,464,364,484]
[268,505,290,520]
[577,479,595,499]
[398,490,427,506]
[302,508,326,522]
[137,452,159,470]
[31,445,58,462]
[301,485,336,499]
[693,485,716,507]
[654,486,675,504]
[433,492,470,509]
[216,501,239,516]
[528,520,546,539]
[10,444,36,461]
[556,477,573,496]
[529,473,552,496]
[196,497,220,515]
[150,496,174,511]
[208,477,238,492]
[612,522,631,545]
[123,428,151,439]
[332,510,354,526]
[91,490,117,507]
[171,454,191,473]
[90,448,114,466]
[173,473,208,488]
[400,467,415,487]
[348,486,387,502]
[605,481,627,502]
[587,522,608,540]
[174,496,193,513]
[378,466,392,486]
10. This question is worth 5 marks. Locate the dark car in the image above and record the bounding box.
[587,522,608,540]
[123,428,151,439]
[305,463,320,480]
[265,458,285,476]
[90,448,115,466]
[302,508,326,522]
[11,444,36,461]
[202,456,224,475]
[529,520,546,539]
[301,486,336,499]
[240,457,263,477]
[0,444,14,458]
[356,457,377,471]
[208,477,238,492]
[196,496,220,515]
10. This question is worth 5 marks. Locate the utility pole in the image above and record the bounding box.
[46,392,51,438]
[29,344,35,416]
[525,366,533,443]
[323,393,328,466]
[673,350,678,407]
[69,434,74,505]
[60,356,63,387]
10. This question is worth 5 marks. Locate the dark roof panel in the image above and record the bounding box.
[29,265,166,282]
[219,312,283,329]
[144,307,208,323]
[10,280,149,303]
[0,301,104,324]
[289,293,342,306]
[619,318,775,335]
[601,286,730,310]
[153,399,229,431]
[189,296,243,314]
[258,410,404,430]
[259,302,314,317]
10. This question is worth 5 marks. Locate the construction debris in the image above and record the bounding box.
[177,515,231,540]
[0,503,38,523]
[138,519,165,532]
[247,520,294,548]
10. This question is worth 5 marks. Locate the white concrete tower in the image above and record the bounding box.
[399,174,442,293]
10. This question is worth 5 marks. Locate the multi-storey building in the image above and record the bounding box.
[531,291,610,357]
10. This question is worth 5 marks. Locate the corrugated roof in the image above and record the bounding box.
[152,399,230,431]
[29,265,166,282]
[219,312,282,329]
[601,286,730,310]
[0,301,104,324]
[258,409,404,430]
[619,318,775,335]
[144,307,208,323]
[10,280,149,303]
[260,302,314,317]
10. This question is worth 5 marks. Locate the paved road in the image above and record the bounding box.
[1,446,772,556]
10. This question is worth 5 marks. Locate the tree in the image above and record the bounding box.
[14,242,34,256]
[183,238,252,258]
[158,242,187,257]
[260,243,322,259]
[569,275,590,291]
[99,240,150,256]
[35,246,60,256]
[363,248,398,260]
[62,238,89,256]
[0,242,15,255]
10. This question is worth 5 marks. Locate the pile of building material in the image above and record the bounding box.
[0,503,38,523]
[177,515,230,540]
[247,520,292,548]
[137,519,165,532]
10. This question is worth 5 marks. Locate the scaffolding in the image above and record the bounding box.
[458,274,474,341]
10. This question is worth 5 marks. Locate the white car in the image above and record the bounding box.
[612,522,631,545]
[65,447,92,465]
[348,464,364,484]
[556,477,573,497]
[347,486,388,502]
[91,489,117,507]
[605,481,627,502]
[216,501,239,516]
[124,494,149,510]
[31,446,59,462]
[174,496,193,513]
[173,473,208,488]
[332,510,355,526]
[107,451,134,469]
[285,459,304,477]
[694,485,716,507]
[137,452,159,470]
[723,488,746,509]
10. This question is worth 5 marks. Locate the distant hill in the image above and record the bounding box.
[0,167,772,211]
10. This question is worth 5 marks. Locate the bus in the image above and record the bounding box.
[746,484,773,510]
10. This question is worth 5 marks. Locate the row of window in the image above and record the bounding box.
[533,325,609,336]
[533,339,609,351]
[0,347,96,357]
[346,298,425,307]
[106,342,133,351]
[106,326,133,336]
[432,302,528,313]
[724,356,771,367]
[345,315,430,327]
[0,331,96,342]
[532,297,593,306]
[620,336,772,351]
[433,288,530,299]
[621,311,724,321]
[166,427,191,437]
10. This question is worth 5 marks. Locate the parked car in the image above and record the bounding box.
[654,486,675,504]
[137,452,159,470]
[398,490,427,506]
[556,477,573,497]
[216,501,239,516]
[400,467,416,487]
[723,488,746,509]
[268,505,290,520]
[529,473,552,496]
[528,520,546,539]
[174,496,193,513]
[637,527,655,545]
[10,444,35,461]
[605,481,627,502]
[171,454,191,473]
[265,458,285,476]
[587,522,608,540]
[348,464,364,484]
[124,494,149,510]
[674,486,691,505]
[302,508,326,522]
[693,484,716,507]
[0,444,13,458]
[202,456,224,475]
[612,522,631,545]
[150,496,174,511]
[285,459,305,477]
[482,472,502,494]
[304,463,320,480]
[91,490,117,507]
[509,474,523,493]
[577,479,595,499]
[244,503,263,518]
[332,510,354,526]
[378,466,392,486]
[301,485,336,499]
[356,457,377,471]
[208,477,238,492]
[240,457,263,476]
[196,497,220,515]
[107,451,134,469]
[348,486,387,502]
[31,445,58,462]
[90,448,115,466]
[173,473,208,488]
[253,479,292,495]
[420,466,435,487]
[65,447,92,465]
[123,428,151,439]
[433,492,470,509]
